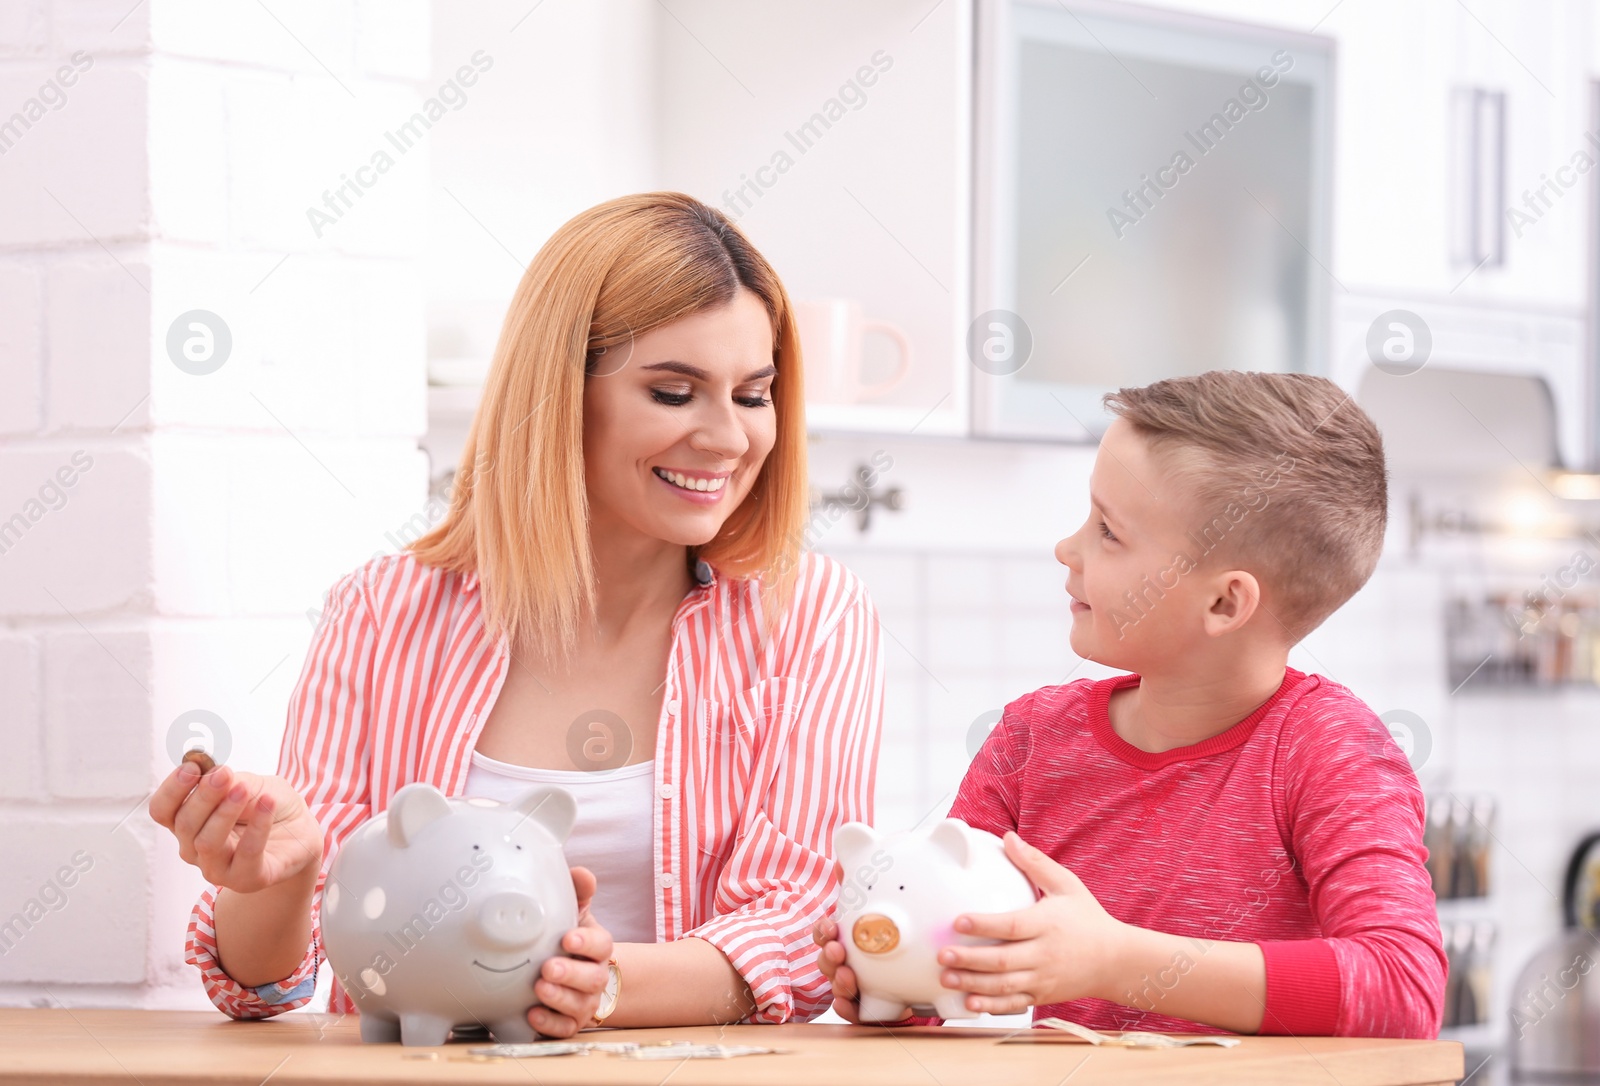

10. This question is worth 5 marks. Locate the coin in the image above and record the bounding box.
[182,749,216,774]
[852,914,899,954]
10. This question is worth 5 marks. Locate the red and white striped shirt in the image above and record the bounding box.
[185,550,883,1023]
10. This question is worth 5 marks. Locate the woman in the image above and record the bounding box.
[149,192,884,1036]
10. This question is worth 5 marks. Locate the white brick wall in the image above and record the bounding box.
[46,259,152,430]
[0,263,42,434]
[44,629,154,800]
[0,62,148,249]
[0,633,43,800]
[0,445,150,615]
[0,0,671,1011]
[0,819,149,986]
[0,0,430,1009]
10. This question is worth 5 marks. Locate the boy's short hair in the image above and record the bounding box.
[1104,371,1387,643]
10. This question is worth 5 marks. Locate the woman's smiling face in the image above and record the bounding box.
[581,287,779,547]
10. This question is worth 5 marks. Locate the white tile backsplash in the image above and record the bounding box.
[925,555,1000,613]
[998,558,1071,614]
[823,545,1085,834]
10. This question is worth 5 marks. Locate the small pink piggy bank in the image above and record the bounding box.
[833,818,1036,1021]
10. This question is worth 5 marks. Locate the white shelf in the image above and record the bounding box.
[427,383,483,426]
[805,401,966,439]
[655,0,974,441]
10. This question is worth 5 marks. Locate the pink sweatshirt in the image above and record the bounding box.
[941,668,1446,1037]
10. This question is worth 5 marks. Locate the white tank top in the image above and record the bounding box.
[461,751,659,944]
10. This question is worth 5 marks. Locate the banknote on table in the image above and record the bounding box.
[467,1042,593,1058]
[1018,1018,1242,1048]
[619,1043,784,1060]
[468,1040,782,1060]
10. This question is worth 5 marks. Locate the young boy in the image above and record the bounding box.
[815,371,1446,1038]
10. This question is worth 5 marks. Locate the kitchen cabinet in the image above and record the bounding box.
[1194,1,1597,469]
[656,0,1599,444]
[656,0,974,438]
[1149,1,1594,310]
[435,1,1595,449]
[971,0,1335,440]
[1335,291,1585,469]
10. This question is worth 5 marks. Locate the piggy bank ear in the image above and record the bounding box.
[514,787,577,845]
[833,822,877,865]
[387,783,453,848]
[927,819,975,868]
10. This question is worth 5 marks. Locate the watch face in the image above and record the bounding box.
[599,962,621,1017]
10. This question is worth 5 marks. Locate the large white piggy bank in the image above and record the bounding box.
[833,818,1036,1021]
[320,782,579,1045]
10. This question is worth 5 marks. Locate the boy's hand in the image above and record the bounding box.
[936,832,1129,1015]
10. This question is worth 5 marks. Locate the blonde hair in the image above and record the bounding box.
[410,192,809,655]
[1104,371,1388,642]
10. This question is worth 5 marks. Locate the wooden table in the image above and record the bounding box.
[0,1009,1465,1085]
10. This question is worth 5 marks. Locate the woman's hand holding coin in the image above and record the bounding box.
[149,755,325,895]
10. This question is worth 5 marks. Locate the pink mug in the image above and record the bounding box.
[793,299,912,405]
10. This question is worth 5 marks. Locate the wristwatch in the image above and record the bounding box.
[590,958,621,1027]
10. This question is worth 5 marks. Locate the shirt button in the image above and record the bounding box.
[657,782,677,800]
[666,699,680,716]
[658,872,677,888]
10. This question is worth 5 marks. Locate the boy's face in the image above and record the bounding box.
[1054,419,1234,670]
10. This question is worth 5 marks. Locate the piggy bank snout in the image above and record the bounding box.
[476,890,545,948]
[851,912,903,955]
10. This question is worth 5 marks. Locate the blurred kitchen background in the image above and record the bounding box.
[4,0,1600,1080]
